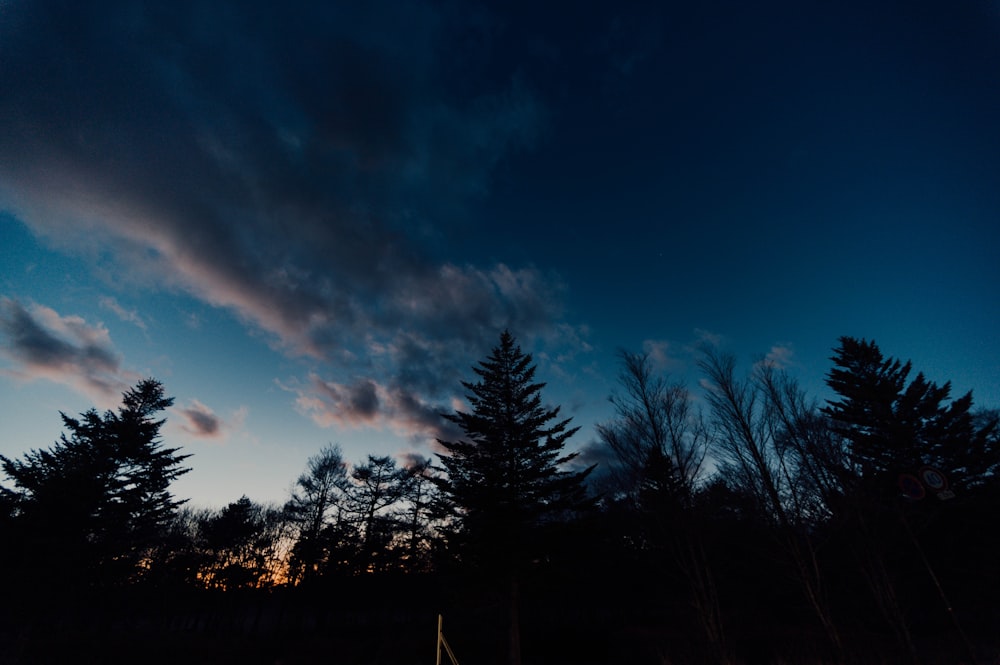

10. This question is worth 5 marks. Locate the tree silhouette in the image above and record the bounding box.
[393,456,445,572]
[285,444,352,584]
[820,337,999,660]
[435,330,594,665]
[347,454,409,573]
[199,496,290,590]
[596,350,726,662]
[823,336,996,493]
[0,378,190,588]
[699,348,844,658]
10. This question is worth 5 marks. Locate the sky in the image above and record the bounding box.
[2,0,998,509]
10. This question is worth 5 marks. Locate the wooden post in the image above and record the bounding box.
[436,614,443,665]
[436,615,460,665]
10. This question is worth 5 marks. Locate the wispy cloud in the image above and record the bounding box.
[99,296,148,332]
[756,343,797,370]
[640,338,692,373]
[0,296,136,405]
[692,328,725,349]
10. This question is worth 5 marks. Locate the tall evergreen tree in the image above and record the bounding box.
[435,330,594,665]
[821,337,995,492]
[820,337,998,659]
[436,330,594,559]
[0,378,191,588]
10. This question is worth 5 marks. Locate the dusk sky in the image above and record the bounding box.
[2,0,998,508]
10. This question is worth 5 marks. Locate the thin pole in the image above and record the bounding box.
[436,614,460,665]
[436,614,443,665]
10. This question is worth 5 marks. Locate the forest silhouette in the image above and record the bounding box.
[1,333,997,665]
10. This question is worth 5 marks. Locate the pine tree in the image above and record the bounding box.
[436,330,593,560]
[821,337,994,492]
[820,337,998,658]
[435,330,594,665]
[0,378,191,587]
[347,454,409,573]
[284,444,351,584]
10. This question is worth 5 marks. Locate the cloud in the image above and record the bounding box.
[284,370,463,447]
[398,451,433,471]
[692,328,725,349]
[175,399,223,438]
[0,296,136,405]
[560,437,617,494]
[640,338,693,373]
[757,343,797,370]
[0,0,571,416]
[99,296,148,331]
[173,400,247,442]
[298,375,381,429]
[383,386,465,444]
[573,437,617,471]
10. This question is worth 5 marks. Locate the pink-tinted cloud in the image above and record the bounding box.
[173,400,248,443]
[175,399,223,438]
[285,372,461,446]
[297,375,381,429]
[0,297,137,406]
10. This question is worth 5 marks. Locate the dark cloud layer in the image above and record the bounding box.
[0,0,578,436]
[16,0,994,445]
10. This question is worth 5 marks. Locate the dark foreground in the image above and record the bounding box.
[1,573,996,665]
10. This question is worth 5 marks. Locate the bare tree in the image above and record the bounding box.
[699,348,843,658]
[596,350,727,663]
[598,350,708,504]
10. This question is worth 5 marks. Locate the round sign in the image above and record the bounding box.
[919,467,948,491]
[898,473,926,500]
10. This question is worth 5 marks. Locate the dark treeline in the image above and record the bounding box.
[1,333,998,665]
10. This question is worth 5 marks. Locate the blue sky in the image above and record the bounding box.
[2,0,998,508]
